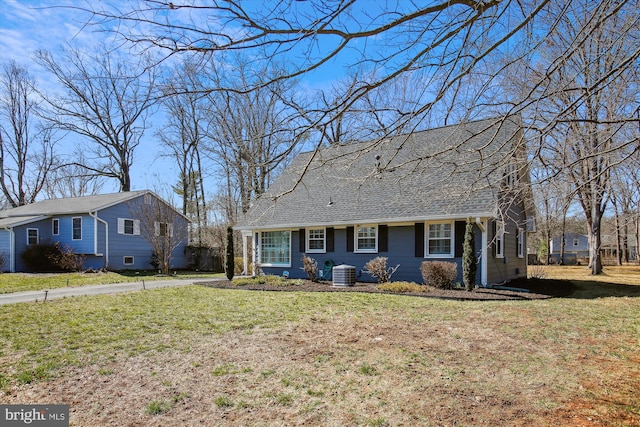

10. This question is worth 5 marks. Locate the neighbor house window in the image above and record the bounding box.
[260,230,291,266]
[118,218,140,235]
[517,228,524,258]
[123,256,134,265]
[495,221,505,258]
[52,218,59,235]
[306,228,326,253]
[154,222,172,237]
[27,228,39,245]
[72,217,82,240]
[355,225,377,253]
[573,238,579,247]
[426,222,454,257]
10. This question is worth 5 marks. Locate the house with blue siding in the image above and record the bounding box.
[0,191,189,272]
[235,116,535,286]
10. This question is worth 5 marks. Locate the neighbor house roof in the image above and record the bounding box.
[236,116,527,230]
[0,190,155,228]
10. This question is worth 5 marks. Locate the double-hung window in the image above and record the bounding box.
[426,222,454,257]
[72,217,82,240]
[118,218,140,235]
[260,230,291,266]
[495,221,505,258]
[306,228,326,253]
[517,228,524,258]
[355,225,377,253]
[27,228,39,245]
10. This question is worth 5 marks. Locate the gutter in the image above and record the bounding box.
[89,211,109,269]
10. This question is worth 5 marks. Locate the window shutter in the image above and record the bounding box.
[154,222,160,237]
[414,223,424,257]
[117,218,124,234]
[491,220,497,257]
[299,229,306,253]
[379,225,388,252]
[326,227,335,252]
[169,223,174,238]
[454,221,466,257]
[134,220,140,235]
[346,226,354,252]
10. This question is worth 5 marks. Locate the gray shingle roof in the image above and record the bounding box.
[236,116,524,230]
[0,191,149,227]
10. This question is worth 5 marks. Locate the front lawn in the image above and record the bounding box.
[0,271,224,294]
[0,266,638,426]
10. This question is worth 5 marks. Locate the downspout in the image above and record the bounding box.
[89,211,109,269]
[3,227,15,273]
[476,217,488,286]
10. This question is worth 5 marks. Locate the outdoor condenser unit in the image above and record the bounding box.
[332,264,356,287]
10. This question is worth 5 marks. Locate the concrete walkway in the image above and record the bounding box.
[0,278,220,306]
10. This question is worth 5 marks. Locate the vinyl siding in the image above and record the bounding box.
[98,195,189,270]
[260,223,484,284]
[486,202,528,284]
[0,230,10,272]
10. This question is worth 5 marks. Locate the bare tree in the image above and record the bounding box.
[0,61,56,207]
[157,58,209,241]
[81,1,639,275]
[203,56,305,217]
[35,46,159,192]
[528,1,639,274]
[129,195,188,275]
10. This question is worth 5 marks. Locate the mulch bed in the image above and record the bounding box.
[199,277,575,301]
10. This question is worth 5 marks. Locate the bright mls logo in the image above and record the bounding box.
[1,405,68,426]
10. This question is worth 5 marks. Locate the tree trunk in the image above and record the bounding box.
[587,208,604,275]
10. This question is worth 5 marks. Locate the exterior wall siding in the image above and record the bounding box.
[0,229,11,272]
[260,223,485,285]
[2,192,189,272]
[98,195,189,271]
[485,203,528,284]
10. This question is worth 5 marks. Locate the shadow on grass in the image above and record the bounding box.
[509,277,640,299]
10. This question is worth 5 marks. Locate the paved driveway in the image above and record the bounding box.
[0,279,219,306]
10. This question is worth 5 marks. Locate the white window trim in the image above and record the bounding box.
[72,216,82,240]
[306,227,326,253]
[52,218,59,236]
[118,218,140,235]
[517,228,524,258]
[154,222,174,237]
[354,224,378,253]
[27,228,39,245]
[496,221,505,259]
[123,256,135,265]
[425,221,454,258]
[259,230,292,267]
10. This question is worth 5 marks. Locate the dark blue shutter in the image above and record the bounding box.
[414,223,424,257]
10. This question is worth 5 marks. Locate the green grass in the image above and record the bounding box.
[0,271,224,294]
[0,269,638,425]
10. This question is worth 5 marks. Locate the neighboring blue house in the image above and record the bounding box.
[235,116,535,286]
[0,191,189,272]
[550,232,589,264]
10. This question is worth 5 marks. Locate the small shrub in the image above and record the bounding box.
[528,264,547,279]
[226,226,235,280]
[363,256,399,283]
[301,255,319,281]
[462,219,477,291]
[377,281,426,293]
[420,261,458,289]
[21,240,84,272]
[234,257,245,275]
[0,251,6,272]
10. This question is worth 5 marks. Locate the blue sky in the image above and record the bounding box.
[0,0,187,196]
